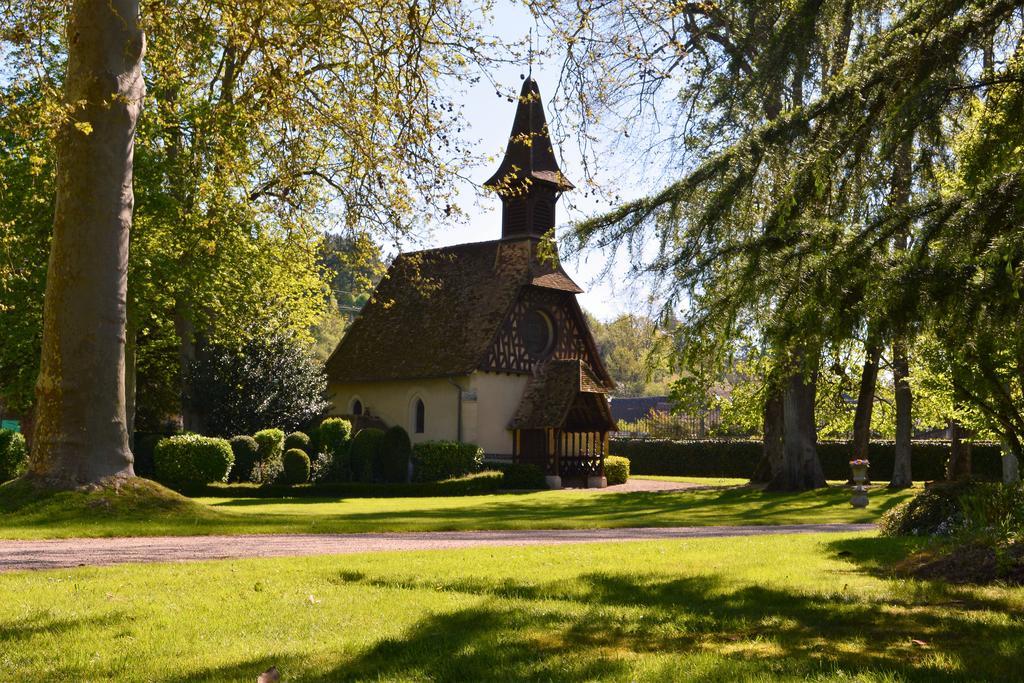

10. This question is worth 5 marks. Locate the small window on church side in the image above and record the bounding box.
[414,399,425,434]
[351,399,363,416]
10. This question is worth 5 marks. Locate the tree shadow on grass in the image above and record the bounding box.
[824,535,1024,613]
[182,565,1023,682]
[206,486,909,535]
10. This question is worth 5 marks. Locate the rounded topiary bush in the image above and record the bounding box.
[282,448,311,484]
[605,455,630,486]
[318,418,352,454]
[378,426,413,483]
[228,435,260,483]
[285,431,311,454]
[0,429,28,482]
[500,463,546,490]
[154,434,234,490]
[350,428,385,483]
[253,428,285,483]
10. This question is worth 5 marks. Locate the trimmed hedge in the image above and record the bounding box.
[200,470,505,498]
[605,455,630,486]
[350,428,384,483]
[497,463,546,490]
[284,431,311,454]
[0,429,28,482]
[228,436,260,483]
[611,438,1005,481]
[412,441,484,482]
[379,426,413,483]
[282,448,311,484]
[154,434,234,490]
[317,418,353,482]
[253,428,285,483]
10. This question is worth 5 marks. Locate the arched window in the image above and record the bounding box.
[351,399,363,416]
[414,399,425,434]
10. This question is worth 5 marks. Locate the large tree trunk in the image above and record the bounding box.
[29,0,144,487]
[890,340,913,488]
[173,309,206,433]
[1003,437,1020,484]
[769,353,826,491]
[752,386,785,483]
[125,310,137,450]
[947,419,972,480]
[851,339,881,483]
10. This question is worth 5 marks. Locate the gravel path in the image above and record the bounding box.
[0,523,873,572]
[585,478,707,493]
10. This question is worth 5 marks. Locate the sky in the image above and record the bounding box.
[405,3,658,322]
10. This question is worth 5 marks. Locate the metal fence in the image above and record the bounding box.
[611,409,723,440]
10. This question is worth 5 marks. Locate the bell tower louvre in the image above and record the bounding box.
[484,77,574,240]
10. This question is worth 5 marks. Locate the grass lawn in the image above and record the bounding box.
[1,532,1021,681]
[0,478,917,539]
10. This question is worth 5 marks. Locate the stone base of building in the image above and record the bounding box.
[545,475,562,490]
[587,475,608,489]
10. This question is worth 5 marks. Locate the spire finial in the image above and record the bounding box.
[527,27,534,78]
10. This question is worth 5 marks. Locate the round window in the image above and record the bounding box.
[523,309,554,357]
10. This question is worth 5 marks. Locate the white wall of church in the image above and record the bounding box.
[327,371,529,457]
[467,371,529,457]
[327,377,467,445]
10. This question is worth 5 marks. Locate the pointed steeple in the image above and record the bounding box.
[485,77,573,239]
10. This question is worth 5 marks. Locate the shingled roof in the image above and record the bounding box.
[325,238,585,383]
[509,359,615,430]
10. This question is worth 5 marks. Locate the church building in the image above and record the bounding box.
[325,78,615,488]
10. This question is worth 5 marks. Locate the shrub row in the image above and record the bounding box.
[199,471,506,498]
[611,438,1005,481]
[412,441,484,482]
[0,429,28,482]
[493,463,547,490]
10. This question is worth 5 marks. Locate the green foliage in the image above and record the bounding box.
[880,481,1023,543]
[316,418,353,483]
[497,463,546,490]
[282,448,311,485]
[585,312,675,396]
[309,451,333,483]
[349,428,385,483]
[154,434,234,490]
[0,429,28,482]
[253,429,285,484]
[284,431,311,454]
[317,418,352,456]
[412,441,484,482]
[612,438,1004,481]
[378,426,413,483]
[604,456,630,486]
[228,436,260,483]
[958,483,1024,547]
[186,333,330,438]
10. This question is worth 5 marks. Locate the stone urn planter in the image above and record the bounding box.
[849,459,870,508]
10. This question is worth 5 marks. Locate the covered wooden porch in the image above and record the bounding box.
[509,359,615,487]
